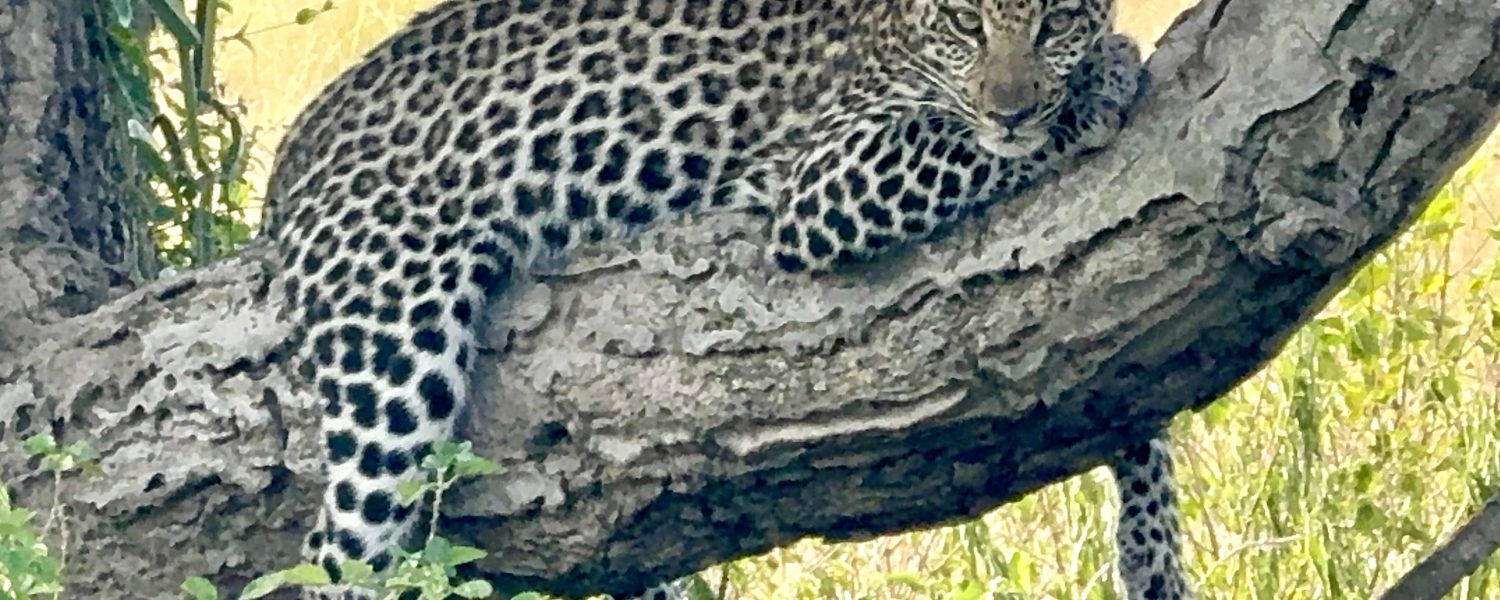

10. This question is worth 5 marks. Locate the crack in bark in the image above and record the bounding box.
[1325,0,1373,51]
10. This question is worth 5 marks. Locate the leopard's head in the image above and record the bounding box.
[891,0,1113,157]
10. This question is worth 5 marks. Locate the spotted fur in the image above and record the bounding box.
[260,0,1187,598]
[1113,438,1192,600]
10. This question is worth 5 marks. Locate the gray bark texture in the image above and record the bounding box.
[0,0,156,353]
[2,0,1499,598]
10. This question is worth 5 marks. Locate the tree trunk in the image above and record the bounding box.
[1,0,1498,598]
[0,0,156,353]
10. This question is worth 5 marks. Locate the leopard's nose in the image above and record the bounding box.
[987,105,1037,128]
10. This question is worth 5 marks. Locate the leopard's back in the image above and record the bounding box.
[262,0,855,252]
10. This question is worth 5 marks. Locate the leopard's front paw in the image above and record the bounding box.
[1092,33,1145,118]
[1062,33,1145,153]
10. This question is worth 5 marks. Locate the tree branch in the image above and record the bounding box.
[2,0,1499,598]
[1379,491,1500,600]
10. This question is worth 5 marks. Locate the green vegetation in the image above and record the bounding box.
[177,441,504,600]
[92,0,335,271]
[0,436,99,599]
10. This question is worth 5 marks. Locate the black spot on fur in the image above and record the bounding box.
[541,223,572,248]
[775,252,807,273]
[409,300,441,325]
[624,203,655,225]
[413,328,448,354]
[637,149,673,192]
[335,480,358,511]
[823,209,858,242]
[327,431,357,463]
[388,354,415,385]
[898,193,928,213]
[322,555,343,584]
[385,449,412,476]
[386,399,418,435]
[778,225,800,246]
[859,201,894,228]
[362,491,394,525]
[336,529,366,559]
[369,551,393,573]
[419,372,457,420]
[807,230,833,258]
[319,379,343,416]
[358,442,386,478]
[566,188,596,219]
[349,383,380,428]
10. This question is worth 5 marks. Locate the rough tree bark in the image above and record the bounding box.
[1,0,1498,598]
[0,0,156,353]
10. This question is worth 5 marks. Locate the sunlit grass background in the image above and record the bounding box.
[215,1,1500,598]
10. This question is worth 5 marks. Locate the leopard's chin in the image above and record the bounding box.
[974,129,1047,158]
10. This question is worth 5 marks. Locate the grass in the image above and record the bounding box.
[208,1,1500,598]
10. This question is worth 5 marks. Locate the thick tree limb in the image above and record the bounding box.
[1379,492,1500,600]
[2,0,1499,598]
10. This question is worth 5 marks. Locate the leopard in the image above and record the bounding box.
[258,0,1190,598]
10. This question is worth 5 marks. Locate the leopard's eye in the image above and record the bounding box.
[1037,11,1077,42]
[941,8,984,37]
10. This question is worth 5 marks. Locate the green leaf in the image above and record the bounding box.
[452,580,494,598]
[452,456,502,480]
[64,440,99,463]
[1349,319,1378,360]
[396,480,427,506]
[112,0,134,27]
[236,572,284,599]
[180,576,219,600]
[338,558,376,586]
[103,26,158,121]
[442,545,486,567]
[1352,462,1375,494]
[278,563,332,586]
[421,536,453,566]
[0,506,37,530]
[951,581,985,600]
[295,7,320,24]
[22,434,57,457]
[510,593,545,600]
[424,440,470,472]
[127,119,156,145]
[1354,502,1385,533]
[42,454,76,473]
[882,572,930,592]
[144,0,202,46]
